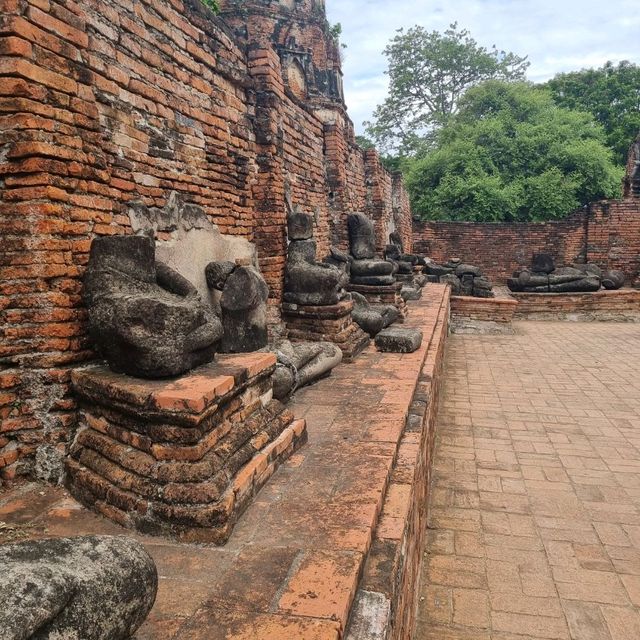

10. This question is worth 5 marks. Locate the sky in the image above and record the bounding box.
[325,0,640,134]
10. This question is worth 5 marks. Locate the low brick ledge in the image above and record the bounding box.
[511,288,640,321]
[0,286,451,640]
[347,285,450,640]
[450,295,518,322]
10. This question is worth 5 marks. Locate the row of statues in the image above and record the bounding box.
[84,201,429,408]
[85,199,628,389]
[283,210,409,337]
[508,254,625,293]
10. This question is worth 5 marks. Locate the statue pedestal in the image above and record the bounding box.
[282,299,370,362]
[66,353,306,544]
[347,282,408,321]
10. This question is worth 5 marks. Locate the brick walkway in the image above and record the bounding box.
[416,321,640,640]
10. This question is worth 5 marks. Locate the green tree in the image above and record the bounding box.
[406,81,624,222]
[364,23,529,155]
[545,61,640,165]
[201,0,219,12]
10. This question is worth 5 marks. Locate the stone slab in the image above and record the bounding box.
[374,328,423,353]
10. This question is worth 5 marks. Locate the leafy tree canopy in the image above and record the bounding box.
[406,81,624,222]
[364,23,529,156]
[545,61,640,166]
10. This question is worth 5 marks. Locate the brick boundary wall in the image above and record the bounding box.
[413,198,640,286]
[0,0,412,479]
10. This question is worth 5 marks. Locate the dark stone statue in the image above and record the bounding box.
[350,291,399,337]
[270,339,343,400]
[284,211,347,305]
[207,260,269,353]
[347,213,396,286]
[508,256,606,293]
[602,269,625,290]
[384,244,413,274]
[0,535,157,640]
[388,230,425,266]
[84,235,222,378]
[422,259,493,298]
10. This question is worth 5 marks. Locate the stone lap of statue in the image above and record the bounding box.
[84,235,223,378]
[388,230,426,267]
[284,211,347,306]
[0,536,157,640]
[347,213,396,286]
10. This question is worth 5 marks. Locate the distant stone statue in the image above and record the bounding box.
[0,535,157,640]
[347,213,396,285]
[508,254,610,293]
[84,235,223,378]
[206,260,269,353]
[284,211,347,305]
[625,135,640,197]
[388,230,425,266]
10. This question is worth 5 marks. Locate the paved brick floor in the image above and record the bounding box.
[416,321,640,640]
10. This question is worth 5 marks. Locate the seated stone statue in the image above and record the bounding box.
[388,230,426,266]
[270,339,343,400]
[206,260,269,353]
[347,212,396,286]
[508,254,602,293]
[0,535,157,640]
[383,243,413,275]
[350,291,399,337]
[84,235,223,378]
[284,211,347,305]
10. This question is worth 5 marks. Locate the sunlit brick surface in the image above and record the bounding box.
[416,321,640,640]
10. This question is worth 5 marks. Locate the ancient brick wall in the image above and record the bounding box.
[586,200,640,286]
[364,149,394,255]
[392,172,413,254]
[0,0,258,479]
[413,212,589,283]
[324,119,367,250]
[0,0,410,479]
[413,198,640,285]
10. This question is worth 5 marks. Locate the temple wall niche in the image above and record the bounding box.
[285,60,308,100]
[0,0,412,479]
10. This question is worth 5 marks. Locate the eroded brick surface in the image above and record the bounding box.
[416,321,640,640]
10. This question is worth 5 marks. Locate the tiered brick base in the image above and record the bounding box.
[66,353,307,544]
[347,282,409,321]
[511,288,640,321]
[282,299,370,361]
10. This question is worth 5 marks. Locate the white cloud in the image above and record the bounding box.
[326,0,640,133]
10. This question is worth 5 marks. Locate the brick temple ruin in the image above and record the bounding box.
[2,0,640,638]
[0,0,414,481]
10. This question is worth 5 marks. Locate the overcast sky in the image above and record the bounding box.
[325,0,640,134]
